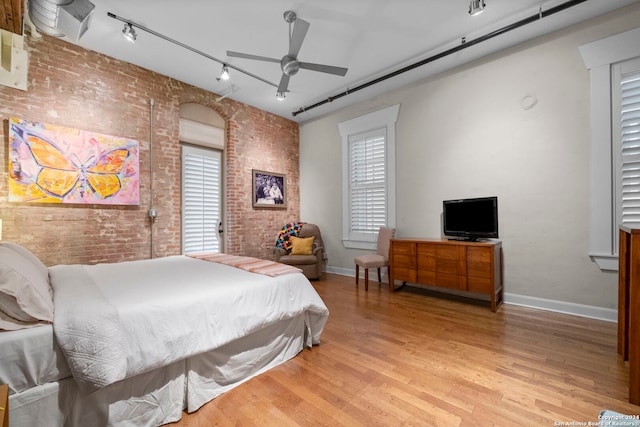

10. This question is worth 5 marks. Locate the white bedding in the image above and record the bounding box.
[9,315,311,426]
[49,255,329,393]
[0,325,70,394]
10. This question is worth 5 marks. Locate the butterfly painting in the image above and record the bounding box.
[8,118,140,205]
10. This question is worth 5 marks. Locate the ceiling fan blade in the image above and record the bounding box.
[298,61,348,76]
[288,18,310,57]
[277,74,291,94]
[226,51,280,64]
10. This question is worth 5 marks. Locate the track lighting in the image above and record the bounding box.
[469,0,486,16]
[276,91,286,101]
[122,23,136,43]
[220,65,230,80]
[107,12,279,96]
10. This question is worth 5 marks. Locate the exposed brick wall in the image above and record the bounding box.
[0,34,299,266]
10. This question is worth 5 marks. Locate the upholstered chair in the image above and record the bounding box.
[274,223,325,280]
[354,227,395,290]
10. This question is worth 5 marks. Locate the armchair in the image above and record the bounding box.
[274,223,324,280]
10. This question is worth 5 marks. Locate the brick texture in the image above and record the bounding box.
[0,34,300,266]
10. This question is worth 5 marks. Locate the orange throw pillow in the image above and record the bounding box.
[290,236,315,255]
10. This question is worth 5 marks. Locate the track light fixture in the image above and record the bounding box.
[107,12,278,91]
[220,65,230,80]
[122,23,137,43]
[276,91,286,101]
[469,0,486,16]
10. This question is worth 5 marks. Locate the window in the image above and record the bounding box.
[349,128,387,235]
[182,145,222,254]
[614,59,640,229]
[580,27,640,270]
[339,105,399,249]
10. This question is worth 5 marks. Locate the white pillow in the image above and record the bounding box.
[0,246,53,330]
[0,241,49,279]
[0,309,46,331]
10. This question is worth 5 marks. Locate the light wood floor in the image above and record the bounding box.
[169,273,640,426]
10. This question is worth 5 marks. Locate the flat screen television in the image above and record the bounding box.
[442,196,498,241]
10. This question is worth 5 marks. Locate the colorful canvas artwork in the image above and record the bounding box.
[8,117,140,205]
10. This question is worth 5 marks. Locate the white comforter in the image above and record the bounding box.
[49,255,329,393]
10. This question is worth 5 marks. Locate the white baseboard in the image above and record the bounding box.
[327,265,387,280]
[504,293,617,323]
[324,266,617,323]
[327,266,353,276]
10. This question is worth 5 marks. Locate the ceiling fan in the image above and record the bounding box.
[226,10,348,98]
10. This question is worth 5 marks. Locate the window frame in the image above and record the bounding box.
[339,104,400,250]
[580,27,640,271]
[613,58,640,231]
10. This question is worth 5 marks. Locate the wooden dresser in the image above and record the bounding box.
[618,225,640,405]
[389,238,503,312]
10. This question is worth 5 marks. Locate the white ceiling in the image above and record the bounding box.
[58,0,639,122]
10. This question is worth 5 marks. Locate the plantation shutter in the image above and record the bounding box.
[620,68,640,225]
[182,145,221,253]
[349,128,387,236]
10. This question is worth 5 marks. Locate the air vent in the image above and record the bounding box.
[28,0,95,42]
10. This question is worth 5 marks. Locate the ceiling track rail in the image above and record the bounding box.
[106,12,278,88]
[291,0,588,117]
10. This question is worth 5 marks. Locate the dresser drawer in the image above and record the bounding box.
[467,246,492,278]
[392,242,416,269]
[437,273,466,290]
[417,243,436,257]
[468,276,492,293]
[418,270,436,285]
[394,267,417,283]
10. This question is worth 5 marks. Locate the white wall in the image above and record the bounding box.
[299,4,640,316]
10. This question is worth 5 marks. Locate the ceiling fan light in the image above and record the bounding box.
[281,56,300,76]
[122,23,137,43]
[469,0,486,16]
[276,91,286,101]
[220,65,230,80]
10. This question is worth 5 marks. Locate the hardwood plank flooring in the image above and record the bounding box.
[168,273,640,426]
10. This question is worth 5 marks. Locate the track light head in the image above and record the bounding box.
[469,0,486,16]
[122,23,137,43]
[220,65,230,80]
[276,91,286,101]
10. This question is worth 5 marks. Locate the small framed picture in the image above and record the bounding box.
[252,169,286,208]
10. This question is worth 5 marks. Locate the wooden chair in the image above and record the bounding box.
[354,227,395,290]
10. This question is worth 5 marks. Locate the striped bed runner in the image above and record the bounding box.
[187,253,302,277]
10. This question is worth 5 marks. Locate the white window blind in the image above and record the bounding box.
[349,129,387,234]
[620,68,640,225]
[182,145,221,254]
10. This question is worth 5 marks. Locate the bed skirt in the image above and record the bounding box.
[9,315,307,426]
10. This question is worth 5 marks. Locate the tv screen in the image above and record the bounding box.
[443,196,498,240]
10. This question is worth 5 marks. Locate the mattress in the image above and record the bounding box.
[0,324,70,394]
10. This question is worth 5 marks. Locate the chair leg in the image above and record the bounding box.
[365,269,369,291]
[356,265,359,285]
[377,267,382,284]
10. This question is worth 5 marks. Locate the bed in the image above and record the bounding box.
[0,242,329,426]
